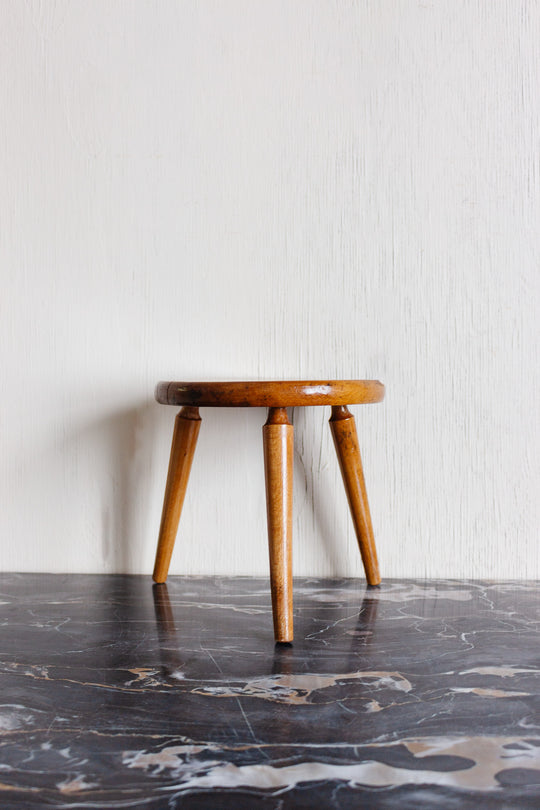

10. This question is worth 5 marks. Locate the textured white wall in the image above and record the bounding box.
[1,1,538,578]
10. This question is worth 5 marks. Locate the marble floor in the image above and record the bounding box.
[0,575,539,808]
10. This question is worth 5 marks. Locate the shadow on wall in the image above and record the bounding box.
[74,400,162,573]
[73,400,354,577]
[292,407,344,577]
[77,399,267,575]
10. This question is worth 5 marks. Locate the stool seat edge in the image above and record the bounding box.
[155,380,385,408]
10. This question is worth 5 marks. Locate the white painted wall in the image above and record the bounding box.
[1,1,538,579]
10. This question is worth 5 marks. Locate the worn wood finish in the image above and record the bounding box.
[156,380,384,408]
[263,407,294,642]
[152,406,201,584]
[153,382,384,640]
[329,405,380,586]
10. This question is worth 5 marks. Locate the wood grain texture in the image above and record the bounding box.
[330,406,380,585]
[0,2,538,578]
[153,407,201,583]
[156,380,385,407]
[263,408,293,642]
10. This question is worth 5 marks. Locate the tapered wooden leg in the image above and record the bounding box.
[153,406,201,583]
[263,407,293,642]
[329,405,380,585]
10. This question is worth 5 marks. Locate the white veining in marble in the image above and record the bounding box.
[450,687,530,699]
[297,583,478,603]
[459,666,540,678]
[123,736,540,794]
[2,575,540,807]
[193,670,412,705]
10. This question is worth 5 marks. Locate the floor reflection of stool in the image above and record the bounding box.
[152,380,385,643]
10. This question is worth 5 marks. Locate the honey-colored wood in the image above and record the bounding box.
[263,407,294,642]
[329,405,381,586]
[152,380,384,640]
[156,379,384,408]
[152,406,201,584]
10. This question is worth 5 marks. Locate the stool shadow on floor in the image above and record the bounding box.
[152,582,184,678]
[345,590,380,668]
[152,582,380,680]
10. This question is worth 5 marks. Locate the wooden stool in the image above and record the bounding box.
[152,380,385,643]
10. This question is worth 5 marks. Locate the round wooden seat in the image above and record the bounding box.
[155,379,385,408]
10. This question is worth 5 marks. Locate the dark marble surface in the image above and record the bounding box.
[0,575,539,808]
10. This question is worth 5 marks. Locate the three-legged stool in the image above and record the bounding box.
[152,380,385,642]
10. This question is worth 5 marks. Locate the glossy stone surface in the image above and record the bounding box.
[0,575,539,808]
